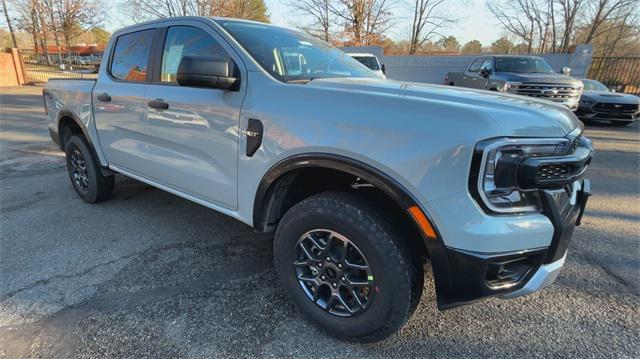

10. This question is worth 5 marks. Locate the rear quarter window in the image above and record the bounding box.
[110,29,155,82]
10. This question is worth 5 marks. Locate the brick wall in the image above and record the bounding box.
[0,49,26,86]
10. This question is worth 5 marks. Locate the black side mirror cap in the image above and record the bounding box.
[381,64,386,74]
[177,56,238,90]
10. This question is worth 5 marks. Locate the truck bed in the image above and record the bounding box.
[44,78,96,145]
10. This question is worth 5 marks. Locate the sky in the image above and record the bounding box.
[99,0,504,47]
[264,0,502,46]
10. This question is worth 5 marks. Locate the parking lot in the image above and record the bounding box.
[0,86,638,358]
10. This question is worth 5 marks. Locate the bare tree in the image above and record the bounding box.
[331,0,396,46]
[581,0,638,44]
[408,0,453,54]
[556,0,583,52]
[285,0,335,41]
[124,0,269,23]
[1,0,18,47]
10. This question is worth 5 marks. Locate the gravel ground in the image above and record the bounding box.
[1,86,639,358]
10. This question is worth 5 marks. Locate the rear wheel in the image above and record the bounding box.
[65,135,114,203]
[611,120,632,127]
[274,191,423,342]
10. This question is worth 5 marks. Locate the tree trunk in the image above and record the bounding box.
[1,0,17,47]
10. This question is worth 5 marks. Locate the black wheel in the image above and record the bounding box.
[65,135,114,203]
[611,120,632,127]
[274,191,423,342]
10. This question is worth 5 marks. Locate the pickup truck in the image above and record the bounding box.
[44,17,593,342]
[444,55,583,110]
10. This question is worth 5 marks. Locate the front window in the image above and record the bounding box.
[160,26,232,83]
[582,80,609,92]
[495,57,554,74]
[352,56,380,71]
[218,20,377,83]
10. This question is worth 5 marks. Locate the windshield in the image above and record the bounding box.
[582,80,609,91]
[352,56,380,70]
[218,20,377,83]
[495,57,554,73]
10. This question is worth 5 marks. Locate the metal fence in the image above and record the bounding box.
[18,48,100,84]
[587,57,640,96]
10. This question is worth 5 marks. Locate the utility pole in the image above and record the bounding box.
[1,0,18,48]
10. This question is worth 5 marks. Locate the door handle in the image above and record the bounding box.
[97,93,111,102]
[148,99,169,110]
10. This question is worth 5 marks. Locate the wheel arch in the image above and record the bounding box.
[57,110,109,170]
[253,153,418,233]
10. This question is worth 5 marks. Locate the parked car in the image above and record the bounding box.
[347,52,386,78]
[576,79,640,126]
[44,17,593,342]
[445,55,583,110]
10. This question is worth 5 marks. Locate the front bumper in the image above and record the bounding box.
[429,179,590,309]
[576,104,639,122]
[425,134,593,310]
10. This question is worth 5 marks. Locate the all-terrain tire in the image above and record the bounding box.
[274,191,423,342]
[64,135,114,203]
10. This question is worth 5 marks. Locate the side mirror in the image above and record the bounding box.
[177,56,238,90]
[479,68,490,78]
[561,67,571,76]
[610,88,616,93]
[381,64,386,74]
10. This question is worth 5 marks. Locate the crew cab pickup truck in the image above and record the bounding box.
[445,55,583,110]
[44,17,593,342]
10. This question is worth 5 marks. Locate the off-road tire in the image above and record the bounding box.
[274,191,423,342]
[64,135,114,203]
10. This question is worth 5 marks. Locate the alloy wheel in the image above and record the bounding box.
[294,229,375,317]
[69,148,89,193]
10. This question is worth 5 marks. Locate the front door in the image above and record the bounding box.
[142,24,244,210]
[93,28,155,171]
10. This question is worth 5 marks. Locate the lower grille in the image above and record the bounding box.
[592,103,639,114]
[537,164,575,182]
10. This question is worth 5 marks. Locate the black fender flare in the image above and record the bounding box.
[56,110,109,170]
[253,153,417,231]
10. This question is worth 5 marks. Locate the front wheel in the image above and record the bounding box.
[274,191,423,342]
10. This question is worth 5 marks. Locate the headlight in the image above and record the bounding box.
[473,138,571,213]
[500,82,521,93]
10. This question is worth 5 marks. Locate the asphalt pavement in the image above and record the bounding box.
[1,86,639,358]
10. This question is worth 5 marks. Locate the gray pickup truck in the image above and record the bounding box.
[44,17,593,342]
[445,55,583,110]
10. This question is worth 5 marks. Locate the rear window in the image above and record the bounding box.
[110,29,155,82]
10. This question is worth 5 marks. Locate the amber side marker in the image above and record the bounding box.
[408,205,437,239]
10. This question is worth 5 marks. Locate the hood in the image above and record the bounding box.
[581,91,640,104]
[307,77,579,138]
[498,72,582,86]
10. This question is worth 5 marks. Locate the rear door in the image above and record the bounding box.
[141,23,245,209]
[93,28,155,171]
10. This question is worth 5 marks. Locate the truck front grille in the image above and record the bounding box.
[508,83,581,102]
[592,103,639,114]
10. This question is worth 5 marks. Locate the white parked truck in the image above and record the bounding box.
[44,17,593,342]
